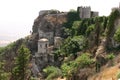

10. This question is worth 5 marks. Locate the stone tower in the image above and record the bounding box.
[35,38,49,70]
[78,6,91,19]
[38,38,49,54]
[77,6,99,19]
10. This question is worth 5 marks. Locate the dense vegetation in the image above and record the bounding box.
[43,10,120,80]
[0,37,31,80]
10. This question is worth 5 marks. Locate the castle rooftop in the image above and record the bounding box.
[38,38,48,42]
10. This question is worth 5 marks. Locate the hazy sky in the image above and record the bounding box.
[0,0,120,46]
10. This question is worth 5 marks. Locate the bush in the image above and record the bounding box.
[117,72,120,79]
[62,35,86,56]
[61,53,94,78]
[86,24,95,36]
[106,53,115,60]
[61,61,77,77]
[75,53,94,68]
[43,66,62,80]
[114,27,120,42]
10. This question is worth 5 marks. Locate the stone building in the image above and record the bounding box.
[38,38,49,54]
[91,11,99,17]
[77,6,99,19]
[35,38,50,70]
[78,6,91,19]
[54,37,63,48]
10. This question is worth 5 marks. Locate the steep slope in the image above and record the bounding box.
[29,10,67,52]
[88,64,120,80]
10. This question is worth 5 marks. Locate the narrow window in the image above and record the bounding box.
[45,44,47,48]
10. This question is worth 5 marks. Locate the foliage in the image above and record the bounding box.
[64,21,82,37]
[63,10,79,29]
[114,27,120,42]
[0,61,10,80]
[30,77,37,80]
[72,21,82,36]
[61,36,86,56]
[86,24,95,36]
[61,61,77,77]
[106,53,115,60]
[12,45,30,80]
[117,72,120,79]
[107,10,120,37]
[0,42,15,54]
[77,19,88,35]
[43,66,62,80]
[61,53,94,78]
[75,53,94,68]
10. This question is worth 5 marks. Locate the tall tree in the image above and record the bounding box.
[12,45,30,80]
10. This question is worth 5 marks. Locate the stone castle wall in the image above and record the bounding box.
[78,6,98,19]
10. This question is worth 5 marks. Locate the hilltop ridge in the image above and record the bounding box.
[0,4,120,80]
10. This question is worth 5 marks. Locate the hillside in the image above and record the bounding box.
[0,8,120,80]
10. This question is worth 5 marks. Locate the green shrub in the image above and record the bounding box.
[86,24,95,36]
[61,53,94,78]
[117,72,120,79]
[106,53,115,60]
[62,35,86,56]
[43,66,62,80]
[114,27,120,42]
[75,53,94,68]
[61,61,77,77]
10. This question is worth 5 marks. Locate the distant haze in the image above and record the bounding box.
[0,0,119,47]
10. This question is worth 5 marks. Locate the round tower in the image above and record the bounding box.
[38,38,49,54]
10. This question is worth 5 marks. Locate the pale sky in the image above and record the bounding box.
[0,0,120,46]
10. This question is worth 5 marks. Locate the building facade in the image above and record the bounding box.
[77,6,99,19]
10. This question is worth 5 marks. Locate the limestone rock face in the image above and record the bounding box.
[30,10,67,52]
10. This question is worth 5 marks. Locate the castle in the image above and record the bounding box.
[31,6,99,77]
[77,6,99,19]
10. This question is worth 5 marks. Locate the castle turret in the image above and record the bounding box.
[35,38,49,70]
[78,6,91,19]
[77,6,99,19]
[38,38,49,54]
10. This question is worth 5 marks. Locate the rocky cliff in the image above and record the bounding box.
[29,10,67,53]
[1,8,120,80]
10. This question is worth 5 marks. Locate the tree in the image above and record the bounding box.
[62,36,86,56]
[0,61,10,80]
[12,45,30,80]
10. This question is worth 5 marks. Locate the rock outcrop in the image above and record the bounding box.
[30,10,67,78]
[29,10,67,52]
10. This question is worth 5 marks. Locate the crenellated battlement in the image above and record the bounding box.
[77,6,99,19]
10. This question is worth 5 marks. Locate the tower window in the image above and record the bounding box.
[45,44,47,48]
[40,45,42,48]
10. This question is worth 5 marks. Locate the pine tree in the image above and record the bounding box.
[12,45,30,80]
